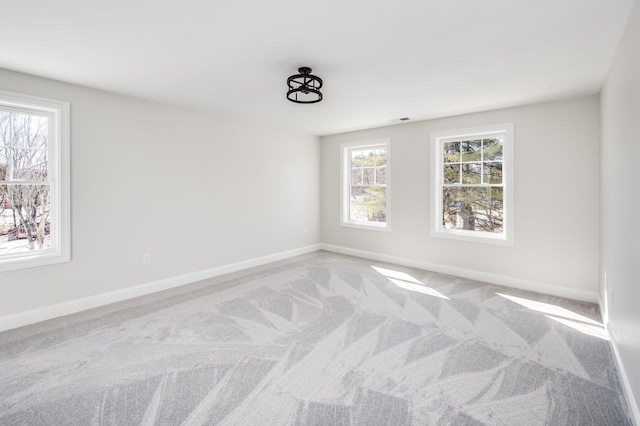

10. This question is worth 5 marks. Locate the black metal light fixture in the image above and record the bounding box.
[286,67,323,104]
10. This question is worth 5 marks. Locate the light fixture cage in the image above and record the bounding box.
[287,67,323,104]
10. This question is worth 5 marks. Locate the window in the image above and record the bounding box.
[0,91,70,272]
[430,124,513,245]
[341,139,390,231]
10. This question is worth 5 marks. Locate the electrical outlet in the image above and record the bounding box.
[142,253,152,265]
[410,237,417,246]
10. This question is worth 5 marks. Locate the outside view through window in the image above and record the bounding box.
[442,137,503,233]
[349,147,387,223]
[0,110,51,257]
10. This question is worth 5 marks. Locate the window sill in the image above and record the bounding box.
[340,221,391,232]
[0,249,70,273]
[431,228,513,246]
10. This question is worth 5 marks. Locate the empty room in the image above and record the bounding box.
[0,0,638,424]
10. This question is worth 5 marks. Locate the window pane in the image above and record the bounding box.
[443,142,460,163]
[0,111,7,146]
[351,168,363,185]
[1,147,48,181]
[483,162,502,184]
[363,168,375,185]
[375,149,387,166]
[0,112,49,182]
[0,147,6,178]
[0,112,48,149]
[444,164,460,184]
[442,187,503,233]
[351,150,365,167]
[350,186,386,223]
[0,184,51,257]
[483,138,503,161]
[376,166,386,185]
[461,140,482,162]
[461,163,481,184]
[361,149,377,166]
[489,187,504,213]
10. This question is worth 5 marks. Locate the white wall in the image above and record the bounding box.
[600,0,640,416]
[321,96,600,298]
[0,68,320,318]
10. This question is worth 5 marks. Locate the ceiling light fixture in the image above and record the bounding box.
[286,67,323,104]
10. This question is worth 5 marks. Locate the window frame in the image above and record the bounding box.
[0,90,70,272]
[340,138,391,232]
[430,124,514,246]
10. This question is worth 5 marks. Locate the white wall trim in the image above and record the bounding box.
[606,323,640,425]
[320,243,599,303]
[340,138,392,232]
[1,242,601,333]
[429,123,515,246]
[0,244,321,332]
[0,90,71,273]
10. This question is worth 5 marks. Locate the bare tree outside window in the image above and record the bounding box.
[0,111,51,255]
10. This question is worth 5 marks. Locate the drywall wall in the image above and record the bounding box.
[0,68,320,318]
[321,96,600,297]
[600,0,640,417]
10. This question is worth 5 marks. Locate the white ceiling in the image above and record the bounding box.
[0,0,634,135]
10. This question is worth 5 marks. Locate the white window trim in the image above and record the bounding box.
[340,138,391,232]
[430,123,514,246]
[0,90,70,272]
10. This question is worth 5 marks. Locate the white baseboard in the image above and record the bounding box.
[0,244,322,333]
[320,243,599,304]
[0,242,600,333]
[607,322,640,425]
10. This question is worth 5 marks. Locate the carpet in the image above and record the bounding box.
[0,251,631,425]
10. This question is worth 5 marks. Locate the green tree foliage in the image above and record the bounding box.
[442,138,504,233]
